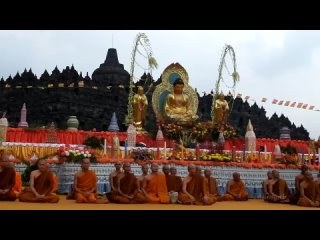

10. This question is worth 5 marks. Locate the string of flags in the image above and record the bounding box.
[234,93,320,112]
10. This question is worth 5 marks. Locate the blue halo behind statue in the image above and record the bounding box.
[168,72,181,85]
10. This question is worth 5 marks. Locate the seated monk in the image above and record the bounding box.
[203,169,221,203]
[137,163,149,191]
[267,170,291,203]
[106,162,122,200]
[291,165,308,204]
[142,163,170,204]
[74,158,98,203]
[109,163,145,204]
[167,167,182,192]
[297,172,319,207]
[0,160,17,201]
[178,164,211,205]
[263,171,273,201]
[167,167,182,203]
[19,159,59,203]
[222,172,248,201]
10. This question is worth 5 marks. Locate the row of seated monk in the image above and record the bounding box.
[263,166,320,207]
[0,158,319,207]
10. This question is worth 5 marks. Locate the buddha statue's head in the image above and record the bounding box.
[173,78,185,94]
[137,86,144,95]
[218,91,225,100]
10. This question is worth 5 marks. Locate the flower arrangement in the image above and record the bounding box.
[192,121,212,142]
[130,148,154,160]
[83,136,103,149]
[276,154,298,165]
[57,146,97,163]
[161,123,183,140]
[200,153,232,162]
[161,120,237,143]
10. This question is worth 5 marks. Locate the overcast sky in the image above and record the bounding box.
[0,30,319,139]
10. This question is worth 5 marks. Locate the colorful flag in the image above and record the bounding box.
[261,97,267,102]
[272,99,278,104]
[290,102,296,107]
[284,101,290,106]
[302,104,308,109]
[309,105,315,110]
[278,100,284,105]
[297,103,303,108]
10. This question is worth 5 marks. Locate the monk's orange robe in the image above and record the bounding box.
[13,172,22,197]
[268,178,291,203]
[106,174,119,200]
[145,173,170,204]
[109,173,145,204]
[167,175,183,192]
[19,171,59,203]
[75,170,97,203]
[178,175,207,205]
[297,181,317,207]
[204,176,220,203]
[222,180,248,201]
[52,173,58,194]
[0,165,17,201]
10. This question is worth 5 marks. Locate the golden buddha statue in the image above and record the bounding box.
[213,92,229,129]
[133,86,148,131]
[164,78,198,122]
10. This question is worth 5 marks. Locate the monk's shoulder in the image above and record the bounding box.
[31,169,40,176]
[184,175,192,182]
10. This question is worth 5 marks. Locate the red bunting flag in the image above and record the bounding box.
[272,99,278,104]
[284,101,290,106]
[297,103,303,108]
[278,100,284,105]
[290,102,296,107]
[309,105,315,110]
[302,104,308,109]
[261,97,267,102]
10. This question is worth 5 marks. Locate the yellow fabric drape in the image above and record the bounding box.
[4,146,59,161]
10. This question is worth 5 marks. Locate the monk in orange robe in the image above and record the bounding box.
[263,171,273,201]
[166,167,182,203]
[74,158,97,203]
[222,172,248,201]
[291,165,308,204]
[19,159,59,203]
[268,170,291,203]
[0,162,17,201]
[203,169,220,203]
[13,171,22,197]
[178,164,210,205]
[137,163,148,191]
[109,163,146,204]
[106,162,122,200]
[142,163,170,204]
[167,167,182,192]
[297,172,319,207]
